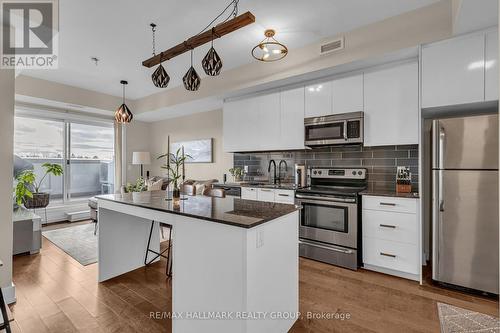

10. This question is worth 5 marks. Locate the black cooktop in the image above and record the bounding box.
[296,185,366,197]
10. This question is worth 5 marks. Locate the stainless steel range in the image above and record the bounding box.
[296,167,367,270]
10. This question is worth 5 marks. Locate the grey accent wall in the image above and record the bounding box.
[234,145,419,192]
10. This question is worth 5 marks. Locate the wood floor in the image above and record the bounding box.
[7,223,498,333]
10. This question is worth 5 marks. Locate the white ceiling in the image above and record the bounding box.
[21,0,439,100]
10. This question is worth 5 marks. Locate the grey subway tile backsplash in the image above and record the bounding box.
[233,144,419,192]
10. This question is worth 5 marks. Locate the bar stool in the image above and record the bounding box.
[144,221,172,278]
[0,260,11,333]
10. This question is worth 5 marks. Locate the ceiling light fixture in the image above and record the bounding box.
[252,29,288,62]
[115,80,133,123]
[183,50,201,91]
[202,28,223,76]
[150,23,170,88]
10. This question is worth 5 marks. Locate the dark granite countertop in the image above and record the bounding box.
[360,190,420,199]
[214,182,298,190]
[96,191,300,229]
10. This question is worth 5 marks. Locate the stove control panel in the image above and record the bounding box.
[310,168,366,180]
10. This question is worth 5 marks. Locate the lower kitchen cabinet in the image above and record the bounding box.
[241,187,295,204]
[362,195,420,281]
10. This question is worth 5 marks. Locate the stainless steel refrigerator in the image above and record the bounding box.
[432,114,499,294]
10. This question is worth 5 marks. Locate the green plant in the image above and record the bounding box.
[229,167,244,180]
[158,147,191,190]
[13,163,63,205]
[125,177,147,193]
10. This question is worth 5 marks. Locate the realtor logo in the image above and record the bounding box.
[1,0,58,69]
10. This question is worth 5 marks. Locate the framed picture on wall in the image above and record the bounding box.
[171,139,213,163]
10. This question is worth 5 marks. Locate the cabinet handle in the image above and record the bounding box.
[380,252,397,258]
[379,224,396,229]
[379,202,396,206]
[261,189,272,192]
[278,194,289,197]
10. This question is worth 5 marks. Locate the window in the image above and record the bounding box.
[14,115,115,204]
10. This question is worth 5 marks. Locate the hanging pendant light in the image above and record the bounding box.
[202,29,223,76]
[150,23,170,88]
[115,80,133,123]
[183,50,201,91]
[251,29,288,62]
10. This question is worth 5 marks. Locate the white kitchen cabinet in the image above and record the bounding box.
[280,87,305,150]
[274,189,295,204]
[223,97,260,152]
[485,30,498,101]
[422,33,485,108]
[363,62,419,146]
[257,188,275,202]
[305,81,332,118]
[362,195,420,281]
[257,92,281,151]
[332,74,364,114]
[241,187,258,200]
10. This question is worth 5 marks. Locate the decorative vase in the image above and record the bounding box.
[24,192,50,209]
[172,188,181,207]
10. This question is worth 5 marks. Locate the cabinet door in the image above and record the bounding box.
[485,30,498,101]
[241,187,257,200]
[422,34,485,107]
[332,74,364,114]
[305,81,332,117]
[257,188,275,202]
[274,189,295,204]
[257,92,281,151]
[280,87,305,150]
[364,62,419,146]
[223,100,241,152]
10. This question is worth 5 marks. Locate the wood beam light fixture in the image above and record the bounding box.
[142,11,255,69]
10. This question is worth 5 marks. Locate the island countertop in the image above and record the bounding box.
[96,190,300,229]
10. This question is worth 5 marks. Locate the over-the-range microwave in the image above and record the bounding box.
[304,111,364,146]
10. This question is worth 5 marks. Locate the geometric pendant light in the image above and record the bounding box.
[114,80,133,123]
[202,31,223,76]
[150,23,170,88]
[183,50,201,91]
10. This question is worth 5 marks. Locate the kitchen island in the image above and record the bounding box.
[97,191,299,333]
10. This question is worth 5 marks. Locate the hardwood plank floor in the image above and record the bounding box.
[8,225,498,333]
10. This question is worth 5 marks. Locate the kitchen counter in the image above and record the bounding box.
[96,191,299,332]
[97,191,299,229]
[221,182,298,190]
[360,189,420,199]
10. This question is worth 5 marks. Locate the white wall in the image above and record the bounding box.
[0,68,15,302]
[125,120,152,183]
[147,109,233,182]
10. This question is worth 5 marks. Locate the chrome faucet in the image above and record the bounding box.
[278,160,288,185]
[268,159,277,184]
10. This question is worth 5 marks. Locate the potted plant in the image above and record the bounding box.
[14,163,63,209]
[229,167,244,182]
[125,177,148,202]
[158,147,190,203]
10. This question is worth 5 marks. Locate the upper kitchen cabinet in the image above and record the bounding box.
[223,88,305,152]
[332,74,364,114]
[485,30,498,101]
[280,87,305,150]
[421,33,486,108]
[305,81,332,118]
[364,61,419,147]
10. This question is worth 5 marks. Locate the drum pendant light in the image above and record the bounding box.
[115,80,133,123]
[183,50,201,91]
[150,23,170,88]
[202,29,223,76]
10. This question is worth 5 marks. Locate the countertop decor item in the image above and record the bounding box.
[14,162,63,209]
[229,167,244,182]
[150,23,170,88]
[114,80,133,123]
[132,151,151,178]
[158,146,191,204]
[396,166,412,193]
[251,29,288,62]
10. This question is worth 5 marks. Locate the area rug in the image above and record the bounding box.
[42,224,97,266]
[437,302,500,332]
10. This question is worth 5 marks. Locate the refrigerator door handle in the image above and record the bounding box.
[438,124,445,169]
[432,120,446,169]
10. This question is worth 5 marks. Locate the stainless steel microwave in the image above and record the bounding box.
[304,112,363,146]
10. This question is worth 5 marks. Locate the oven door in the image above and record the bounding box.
[297,194,358,249]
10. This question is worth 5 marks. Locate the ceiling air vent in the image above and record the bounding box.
[320,37,344,55]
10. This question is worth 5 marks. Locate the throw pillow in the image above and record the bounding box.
[146,178,163,191]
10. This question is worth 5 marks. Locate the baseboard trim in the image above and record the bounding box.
[363,264,420,282]
[2,282,16,304]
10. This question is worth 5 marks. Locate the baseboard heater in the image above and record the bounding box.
[65,210,90,222]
